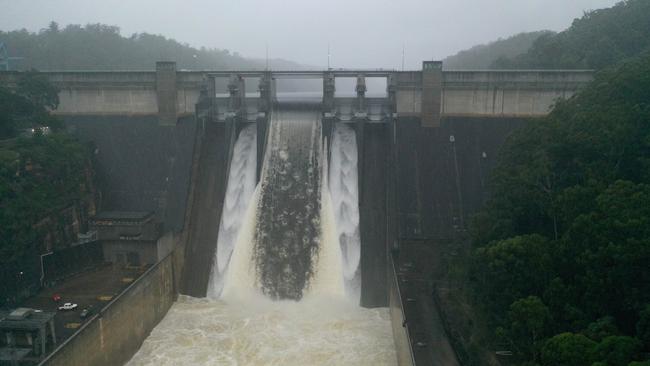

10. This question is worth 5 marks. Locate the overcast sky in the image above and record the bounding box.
[1,0,620,69]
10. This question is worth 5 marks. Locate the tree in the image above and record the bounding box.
[0,71,61,139]
[492,0,650,69]
[470,50,650,364]
[473,235,555,314]
[593,336,642,366]
[0,22,304,71]
[506,296,552,360]
[540,333,597,366]
[637,305,650,348]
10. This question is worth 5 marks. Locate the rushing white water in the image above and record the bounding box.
[127,111,396,366]
[126,295,396,366]
[206,124,257,298]
[328,123,361,302]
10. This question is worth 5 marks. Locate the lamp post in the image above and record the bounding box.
[40,252,53,287]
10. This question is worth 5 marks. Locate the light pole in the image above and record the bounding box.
[40,252,53,287]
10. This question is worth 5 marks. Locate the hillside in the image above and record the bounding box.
[0,22,304,71]
[493,0,650,69]
[443,31,552,70]
[469,52,650,365]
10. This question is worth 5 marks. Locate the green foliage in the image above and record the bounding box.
[0,133,91,305]
[443,31,552,70]
[0,23,301,71]
[493,0,650,69]
[0,73,93,306]
[585,317,620,342]
[541,333,597,366]
[473,235,554,313]
[0,71,61,138]
[506,296,552,360]
[629,361,650,366]
[470,53,650,363]
[637,305,650,347]
[593,336,642,366]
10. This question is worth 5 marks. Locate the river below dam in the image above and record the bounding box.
[126,295,396,366]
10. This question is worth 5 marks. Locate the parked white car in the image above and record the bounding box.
[58,302,78,311]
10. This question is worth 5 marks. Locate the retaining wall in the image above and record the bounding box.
[40,247,179,366]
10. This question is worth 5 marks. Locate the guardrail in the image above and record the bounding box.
[389,250,417,366]
[38,248,177,366]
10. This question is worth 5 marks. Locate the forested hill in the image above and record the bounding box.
[443,31,552,70]
[470,51,650,365]
[492,0,650,69]
[0,22,303,71]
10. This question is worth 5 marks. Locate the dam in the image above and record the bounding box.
[2,61,594,365]
[126,106,396,365]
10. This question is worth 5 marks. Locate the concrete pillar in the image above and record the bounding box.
[39,326,46,355]
[156,61,178,126]
[49,319,56,346]
[228,74,246,118]
[258,72,273,114]
[421,61,443,127]
[322,72,335,114]
[257,116,268,182]
[207,75,217,121]
[355,74,367,116]
[387,74,397,114]
[228,74,240,115]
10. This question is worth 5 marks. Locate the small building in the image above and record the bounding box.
[89,211,169,266]
[0,308,57,364]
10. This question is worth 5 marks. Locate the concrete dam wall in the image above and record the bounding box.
[65,115,196,232]
[1,62,597,365]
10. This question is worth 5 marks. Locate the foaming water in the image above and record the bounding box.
[126,295,396,366]
[253,110,324,300]
[328,123,361,301]
[207,125,257,298]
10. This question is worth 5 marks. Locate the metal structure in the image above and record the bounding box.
[199,70,396,124]
[0,42,24,71]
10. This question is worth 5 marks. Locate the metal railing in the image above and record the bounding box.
[390,250,417,366]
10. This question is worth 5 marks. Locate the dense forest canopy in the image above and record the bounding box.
[492,0,650,69]
[462,2,650,363]
[443,0,650,71]
[0,73,94,306]
[443,31,552,70]
[0,22,303,71]
[469,52,650,365]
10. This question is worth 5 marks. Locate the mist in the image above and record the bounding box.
[1,0,619,69]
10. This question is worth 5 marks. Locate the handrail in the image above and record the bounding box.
[390,250,417,366]
[38,249,175,365]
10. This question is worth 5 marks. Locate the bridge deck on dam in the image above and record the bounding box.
[0,61,594,125]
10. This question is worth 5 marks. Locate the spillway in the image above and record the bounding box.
[127,108,396,365]
[207,124,257,298]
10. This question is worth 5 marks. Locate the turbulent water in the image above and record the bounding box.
[329,123,361,301]
[207,124,257,298]
[127,108,396,366]
[126,296,395,366]
[254,109,324,300]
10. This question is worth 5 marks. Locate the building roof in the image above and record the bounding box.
[91,211,154,222]
[0,347,31,361]
[0,309,56,331]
